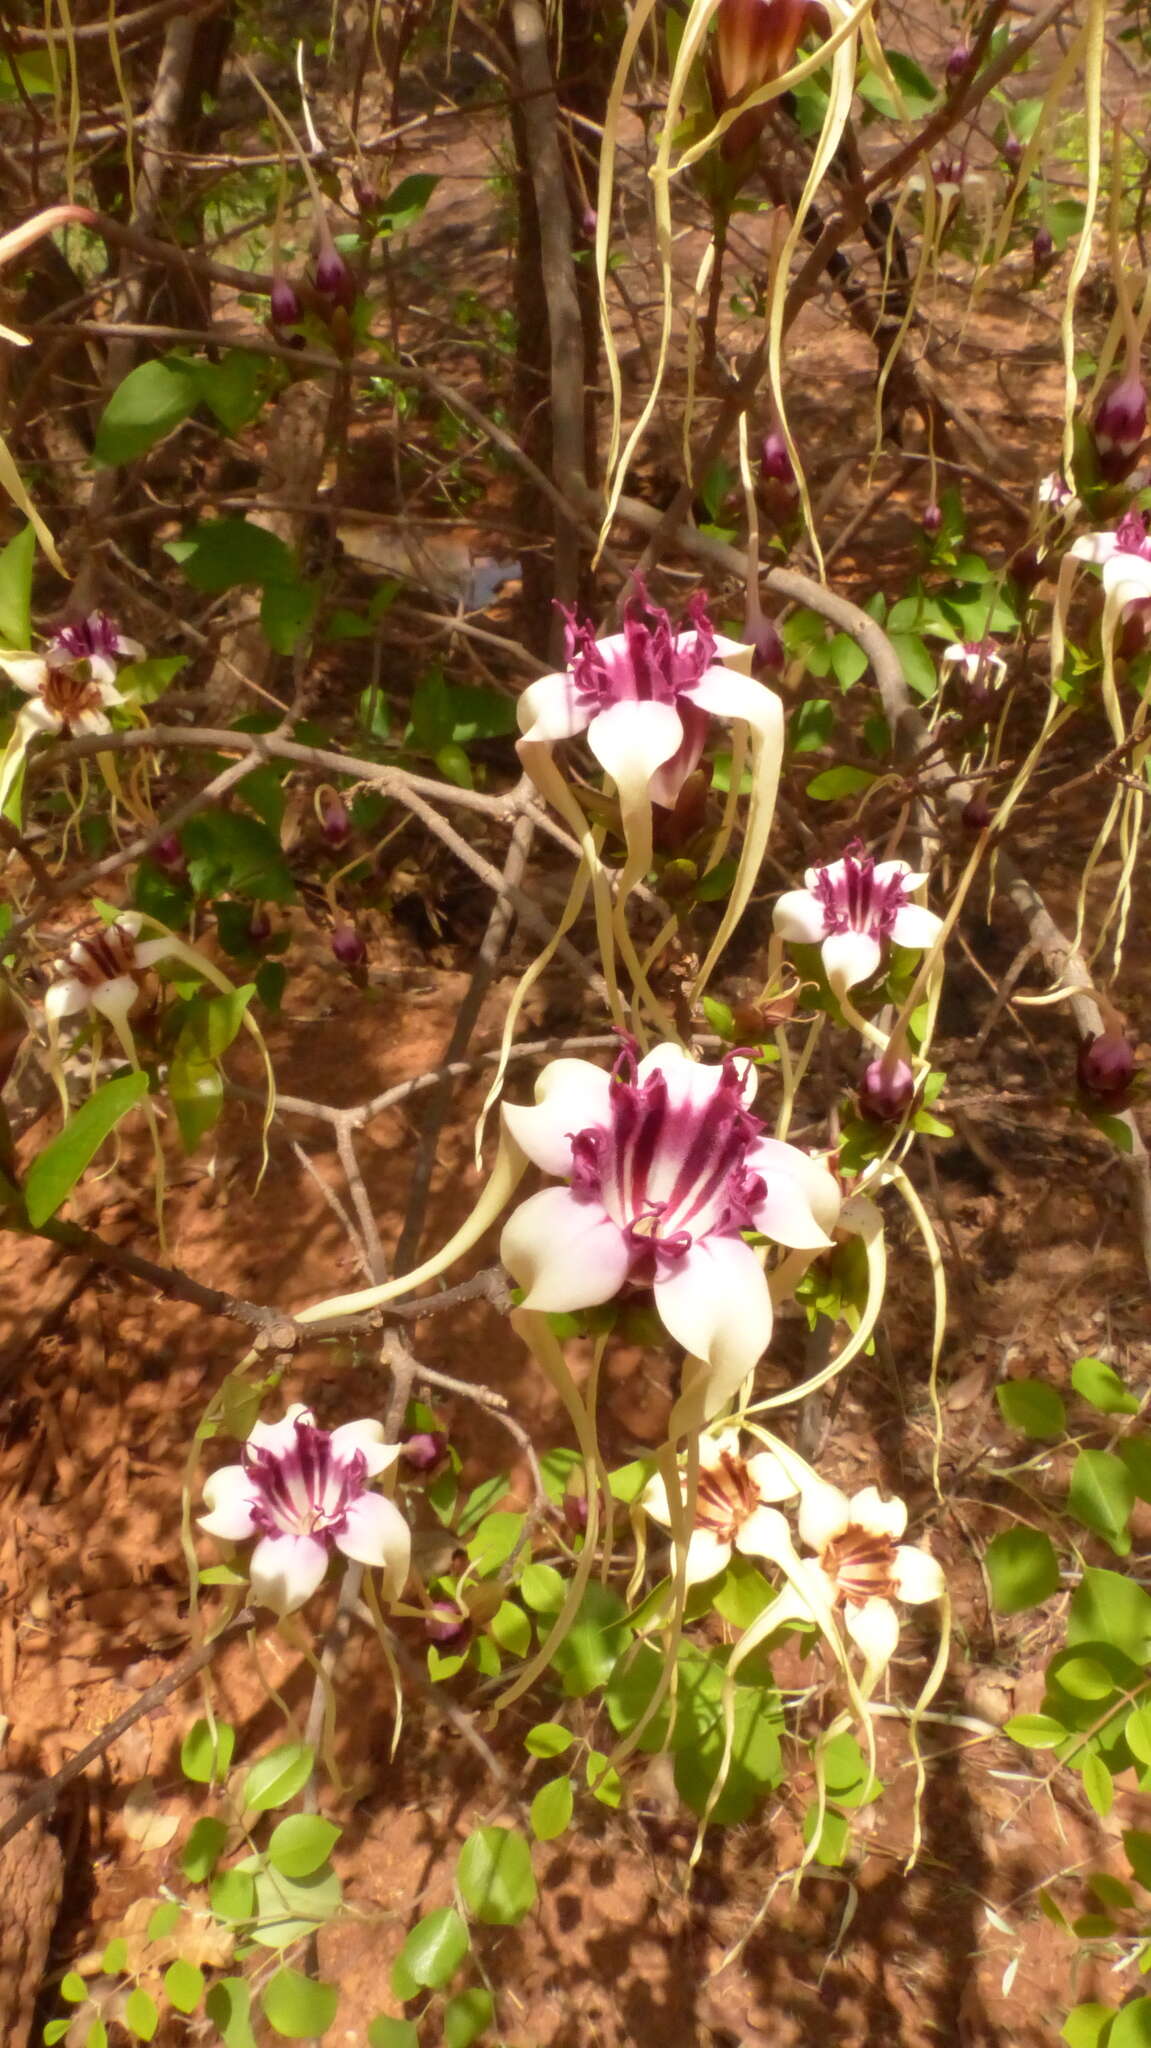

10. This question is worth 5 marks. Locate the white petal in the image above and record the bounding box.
[872,859,917,888]
[890,904,943,952]
[822,928,882,992]
[653,1235,773,1402]
[516,669,591,744]
[0,654,48,695]
[501,1057,613,1176]
[797,1475,851,1552]
[113,633,146,662]
[1069,533,1118,563]
[330,1419,397,1479]
[17,699,59,734]
[640,1472,674,1528]
[585,697,685,798]
[636,1040,754,1115]
[89,974,139,1031]
[335,1492,411,1596]
[199,1464,259,1539]
[247,1405,313,1456]
[745,1450,798,1503]
[134,936,178,968]
[700,1428,743,1469]
[1103,555,1151,606]
[735,1502,795,1564]
[746,1136,840,1249]
[844,1594,901,1680]
[892,1543,945,1605]
[500,1184,631,1312]
[682,1528,733,1585]
[848,1485,907,1541]
[115,912,144,939]
[772,887,828,944]
[249,1532,331,1614]
[73,709,112,736]
[45,975,90,1021]
[686,665,779,731]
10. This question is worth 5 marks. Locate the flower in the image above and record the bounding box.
[516,579,771,812]
[785,1477,944,1687]
[1070,509,1151,610]
[641,1428,797,1584]
[772,846,942,994]
[1037,471,1078,519]
[0,609,141,738]
[1093,374,1147,482]
[199,1403,410,1615]
[1077,1030,1136,1109]
[857,1056,917,1124]
[44,912,176,1035]
[940,637,1008,713]
[500,1041,840,1411]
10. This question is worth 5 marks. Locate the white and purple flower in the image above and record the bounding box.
[772,846,943,995]
[1070,508,1151,610]
[199,1403,410,1616]
[640,1428,797,1585]
[500,1042,840,1409]
[516,579,773,812]
[1,610,143,815]
[45,912,177,1037]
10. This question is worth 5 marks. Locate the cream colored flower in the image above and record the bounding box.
[779,1477,944,1690]
[640,1429,797,1585]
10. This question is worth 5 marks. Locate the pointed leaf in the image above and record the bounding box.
[25,1071,150,1226]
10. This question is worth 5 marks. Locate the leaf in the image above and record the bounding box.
[820,1730,882,1808]
[802,1802,851,1867]
[466,1510,524,1575]
[1068,1569,1151,1661]
[995,1379,1067,1440]
[789,698,834,754]
[674,1680,783,1824]
[985,1528,1061,1613]
[804,764,876,801]
[24,1071,150,1226]
[102,1938,128,1973]
[530,1775,573,1840]
[183,810,295,903]
[177,985,256,1063]
[1068,1449,1136,1556]
[489,1600,531,1657]
[168,1053,224,1151]
[1063,2006,1116,2048]
[397,1906,470,1989]
[0,522,35,646]
[585,1750,623,1808]
[549,1580,631,1699]
[123,1988,158,2041]
[248,1864,343,1950]
[204,1977,259,2048]
[1118,1436,1151,1504]
[163,1960,205,2015]
[368,2023,419,2048]
[243,1742,315,1812]
[1004,1713,1070,1748]
[209,1869,256,1923]
[166,519,295,593]
[457,1825,537,1926]
[525,1722,575,1759]
[1112,2000,1151,2048]
[1071,1357,1141,1416]
[1055,1655,1116,1702]
[191,350,265,433]
[182,1816,230,1883]
[268,1814,341,1880]
[1125,1829,1151,1889]
[261,579,318,655]
[146,1900,182,1940]
[443,1988,495,2048]
[1126,1705,1151,1766]
[93,358,200,465]
[377,172,440,235]
[890,630,940,700]
[829,634,869,690]
[260,1967,339,2039]
[61,1972,88,2002]
[520,1566,567,1615]
[1081,1750,1114,1818]
[181,1716,235,1784]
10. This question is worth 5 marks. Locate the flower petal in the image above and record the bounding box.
[892,1543,945,1605]
[1069,532,1118,564]
[335,1492,411,1595]
[501,1057,613,1176]
[890,904,943,951]
[653,1234,773,1402]
[199,1464,259,1539]
[247,1405,314,1456]
[1103,555,1151,607]
[330,1418,398,1479]
[89,975,140,1031]
[796,1474,851,1552]
[843,1594,900,1680]
[746,1136,840,1248]
[134,936,178,968]
[249,1531,331,1614]
[516,669,591,744]
[44,975,90,1021]
[772,886,827,945]
[500,1184,630,1312]
[735,1502,795,1564]
[639,1471,674,1528]
[0,654,48,695]
[822,928,882,992]
[848,1485,907,1541]
[745,1450,798,1503]
[585,697,685,798]
[682,1528,733,1585]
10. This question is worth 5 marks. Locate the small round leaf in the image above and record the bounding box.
[260,1967,339,2039]
[124,1988,158,2042]
[398,1905,470,1989]
[268,1814,341,1880]
[530,1775,573,1841]
[444,1987,495,2048]
[164,1960,205,2015]
[457,1825,537,1926]
[242,1742,314,1812]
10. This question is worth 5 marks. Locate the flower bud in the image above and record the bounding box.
[401,1431,448,1473]
[945,40,971,84]
[580,205,598,240]
[713,0,808,107]
[318,787,350,847]
[858,1057,917,1124]
[247,906,272,946]
[1093,375,1148,482]
[331,922,366,967]
[270,276,302,327]
[760,427,796,488]
[1077,1031,1136,1109]
[960,791,993,833]
[562,1491,589,1534]
[352,176,379,215]
[314,243,357,312]
[426,1601,470,1648]
[1032,225,1055,266]
[922,501,942,537]
[152,832,186,876]
[1001,134,1024,171]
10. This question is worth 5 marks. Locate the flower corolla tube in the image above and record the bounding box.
[199,1404,410,1616]
[772,845,942,994]
[500,1042,840,1415]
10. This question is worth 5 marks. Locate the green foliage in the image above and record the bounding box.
[0,524,35,645]
[986,1528,1061,1613]
[995,1379,1067,1439]
[457,1826,537,1925]
[260,1967,340,2039]
[24,1071,150,1227]
[242,1743,315,1812]
[181,1716,235,1784]
[444,1987,495,2046]
[530,1775,574,1840]
[394,1906,470,1992]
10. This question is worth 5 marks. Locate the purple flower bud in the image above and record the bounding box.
[270,276,302,327]
[401,1431,448,1473]
[331,922,366,967]
[923,501,942,536]
[580,205,598,239]
[352,176,379,215]
[426,1601,470,1648]
[760,428,796,489]
[319,789,350,847]
[945,40,971,84]
[314,243,357,311]
[1002,134,1024,171]
[1094,375,1148,481]
[562,1492,589,1534]
[858,1057,917,1123]
[152,832,186,876]
[1032,225,1055,265]
[961,791,993,833]
[749,612,784,675]
[1077,1031,1136,1109]
[247,907,272,946]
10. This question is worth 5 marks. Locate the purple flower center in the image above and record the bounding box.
[562,577,718,714]
[68,921,141,989]
[812,846,910,940]
[568,1047,766,1280]
[50,611,124,664]
[1114,510,1151,561]
[245,1419,367,1543]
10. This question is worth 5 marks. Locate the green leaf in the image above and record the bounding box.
[43,2023,71,2045]
[1063,2006,1116,2048]
[243,1742,315,1812]
[210,1868,256,1923]
[804,764,877,801]
[1055,1655,1116,1702]
[1004,1712,1069,1748]
[177,985,256,1063]
[1125,1829,1151,1889]
[261,579,319,656]
[489,1600,531,1657]
[585,1750,623,1808]
[181,1716,235,1784]
[890,630,939,699]
[1068,1449,1136,1555]
[802,1802,851,1867]
[163,1960,205,2015]
[183,810,295,903]
[0,523,35,646]
[368,2022,419,2048]
[1068,1570,1151,1662]
[985,1528,1061,1613]
[102,1937,128,1973]
[1112,1999,1151,2048]
[829,634,869,690]
[995,1379,1067,1439]
[168,1053,224,1151]
[268,1814,342,1880]
[1081,1750,1114,1818]
[93,358,200,465]
[85,2026,107,2048]
[397,1906,470,1989]
[857,45,939,118]
[248,1863,342,1950]
[711,1554,776,1630]
[457,1825,537,1926]
[182,1815,229,1882]
[525,1721,574,1759]
[25,1071,150,1226]
[1071,1357,1141,1416]
[1090,1873,1134,1912]
[377,172,440,235]
[788,698,834,754]
[549,1580,631,1698]
[260,1968,339,2039]
[167,518,295,593]
[520,1565,567,1615]
[204,1977,258,2048]
[443,1988,495,2048]
[530,1775,574,1841]
[1118,1437,1151,1504]
[434,741,474,789]
[1126,1705,1151,1766]
[1046,198,1088,253]
[820,1731,881,1808]
[191,350,265,433]
[124,1988,158,2041]
[61,1971,88,2002]
[116,654,188,704]
[466,1510,523,1575]
[146,1900,182,1941]
[674,1680,783,1824]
